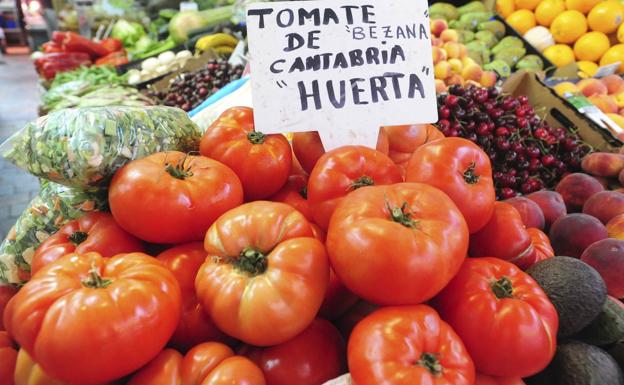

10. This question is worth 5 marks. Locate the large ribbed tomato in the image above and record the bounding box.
[327,183,469,305]
[4,252,181,385]
[269,174,313,222]
[199,107,292,200]
[240,319,346,385]
[109,152,243,244]
[128,342,265,385]
[348,305,475,385]
[0,331,17,385]
[31,212,143,276]
[406,137,495,233]
[0,285,16,331]
[307,146,402,230]
[433,258,558,377]
[195,201,329,346]
[156,243,231,350]
[514,228,555,270]
[384,124,444,175]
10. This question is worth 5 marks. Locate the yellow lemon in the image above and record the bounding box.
[544,44,577,67]
[507,9,537,35]
[550,10,588,44]
[565,0,605,15]
[514,0,542,10]
[574,31,611,61]
[535,0,566,27]
[577,61,600,77]
[600,44,624,72]
[553,81,580,96]
[496,0,516,18]
[588,1,624,34]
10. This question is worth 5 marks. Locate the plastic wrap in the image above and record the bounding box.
[1,106,201,188]
[0,180,108,285]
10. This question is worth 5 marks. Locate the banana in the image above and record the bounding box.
[196,33,239,52]
[214,46,235,56]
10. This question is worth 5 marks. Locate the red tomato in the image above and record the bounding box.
[269,174,313,221]
[475,373,526,385]
[348,305,475,385]
[469,202,532,264]
[31,212,143,276]
[319,269,359,320]
[384,124,445,176]
[0,285,16,331]
[199,107,292,200]
[514,228,555,270]
[292,130,390,175]
[240,319,346,385]
[0,331,17,385]
[109,151,243,244]
[433,257,558,377]
[157,243,232,350]
[128,342,266,385]
[327,183,469,305]
[195,201,329,346]
[406,137,495,233]
[308,146,402,230]
[4,252,181,385]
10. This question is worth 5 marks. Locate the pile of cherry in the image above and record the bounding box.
[436,85,591,199]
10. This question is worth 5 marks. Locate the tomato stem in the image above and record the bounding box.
[491,276,514,299]
[68,231,88,245]
[463,162,480,185]
[233,248,268,276]
[82,264,113,289]
[349,176,375,191]
[387,202,418,228]
[165,153,194,180]
[247,131,266,144]
[417,353,443,376]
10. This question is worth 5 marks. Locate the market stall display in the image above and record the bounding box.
[2,0,624,384]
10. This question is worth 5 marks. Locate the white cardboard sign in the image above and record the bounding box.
[246,0,438,150]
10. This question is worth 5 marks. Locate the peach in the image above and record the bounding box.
[505,197,546,229]
[432,47,447,65]
[443,41,461,59]
[582,152,624,178]
[549,213,608,258]
[527,191,567,229]
[448,58,463,74]
[577,78,609,97]
[461,57,477,68]
[555,173,605,212]
[445,74,464,86]
[434,61,452,80]
[615,93,624,108]
[588,95,619,114]
[583,191,624,224]
[435,79,448,93]
[607,213,624,240]
[581,238,624,298]
[432,37,444,47]
[430,19,448,38]
[440,29,459,43]
[458,44,468,59]
[480,71,498,88]
[461,63,483,82]
[601,74,624,95]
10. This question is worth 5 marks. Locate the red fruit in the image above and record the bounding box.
[505,197,546,229]
[583,191,624,224]
[549,214,608,259]
[581,238,624,298]
[555,173,605,212]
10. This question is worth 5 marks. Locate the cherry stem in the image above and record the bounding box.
[247,131,266,144]
[463,162,480,185]
[417,353,443,376]
[232,248,268,276]
[491,276,514,299]
[68,231,88,245]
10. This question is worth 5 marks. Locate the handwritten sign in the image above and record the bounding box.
[246,0,438,150]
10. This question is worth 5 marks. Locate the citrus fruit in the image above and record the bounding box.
[619,22,624,43]
[544,44,576,67]
[565,0,604,15]
[577,61,600,77]
[600,44,624,72]
[496,0,516,18]
[574,31,611,61]
[507,9,537,35]
[550,10,588,44]
[588,1,624,34]
[535,0,566,27]
[553,81,580,96]
[514,0,541,10]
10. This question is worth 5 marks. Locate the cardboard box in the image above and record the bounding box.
[503,71,623,152]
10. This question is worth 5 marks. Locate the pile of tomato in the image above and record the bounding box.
[0,106,560,385]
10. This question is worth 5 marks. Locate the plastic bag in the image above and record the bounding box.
[1,106,201,188]
[0,180,108,285]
